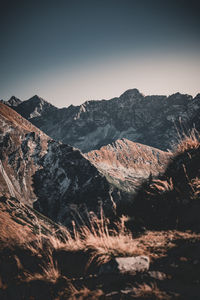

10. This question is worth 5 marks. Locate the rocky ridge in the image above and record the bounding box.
[85,138,171,192]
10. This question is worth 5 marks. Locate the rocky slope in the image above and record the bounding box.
[85,138,171,192]
[4,89,200,152]
[0,103,141,225]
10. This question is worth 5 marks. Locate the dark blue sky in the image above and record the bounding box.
[1,0,200,107]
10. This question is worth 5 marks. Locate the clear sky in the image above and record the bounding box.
[0,0,200,107]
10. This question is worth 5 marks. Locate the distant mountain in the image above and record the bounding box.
[6,89,200,152]
[1,96,22,107]
[14,95,57,119]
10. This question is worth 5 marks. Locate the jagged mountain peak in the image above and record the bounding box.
[0,96,22,107]
[28,95,46,103]
[165,93,193,107]
[14,95,57,119]
[25,95,55,107]
[119,88,143,99]
[7,96,22,107]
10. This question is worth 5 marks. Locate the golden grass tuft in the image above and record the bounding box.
[46,212,143,265]
[189,177,200,199]
[147,178,174,195]
[23,254,60,283]
[175,129,200,154]
[132,282,172,299]
[66,285,104,300]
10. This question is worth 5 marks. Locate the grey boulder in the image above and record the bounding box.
[99,256,150,275]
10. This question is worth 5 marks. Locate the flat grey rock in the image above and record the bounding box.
[99,256,150,275]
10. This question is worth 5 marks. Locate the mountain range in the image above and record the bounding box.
[2,89,200,152]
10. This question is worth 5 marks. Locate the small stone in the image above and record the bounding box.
[180,257,188,262]
[148,271,167,280]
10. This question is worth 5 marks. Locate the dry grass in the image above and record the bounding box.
[78,215,143,264]
[46,212,143,265]
[66,285,104,300]
[175,129,200,154]
[0,210,34,247]
[189,177,200,199]
[132,283,172,299]
[135,230,200,260]
[0,198,143,285]
[147,178,174,195]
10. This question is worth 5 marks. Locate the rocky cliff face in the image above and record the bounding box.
[5,89,200,152]
[0,102,49,205]
[0,103,139,225]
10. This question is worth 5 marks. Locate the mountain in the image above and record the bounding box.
[14,95,57,119]
[85,138,171,192]
[0,96,22,107]
[1,102,144,225]
[7,89,200,152]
